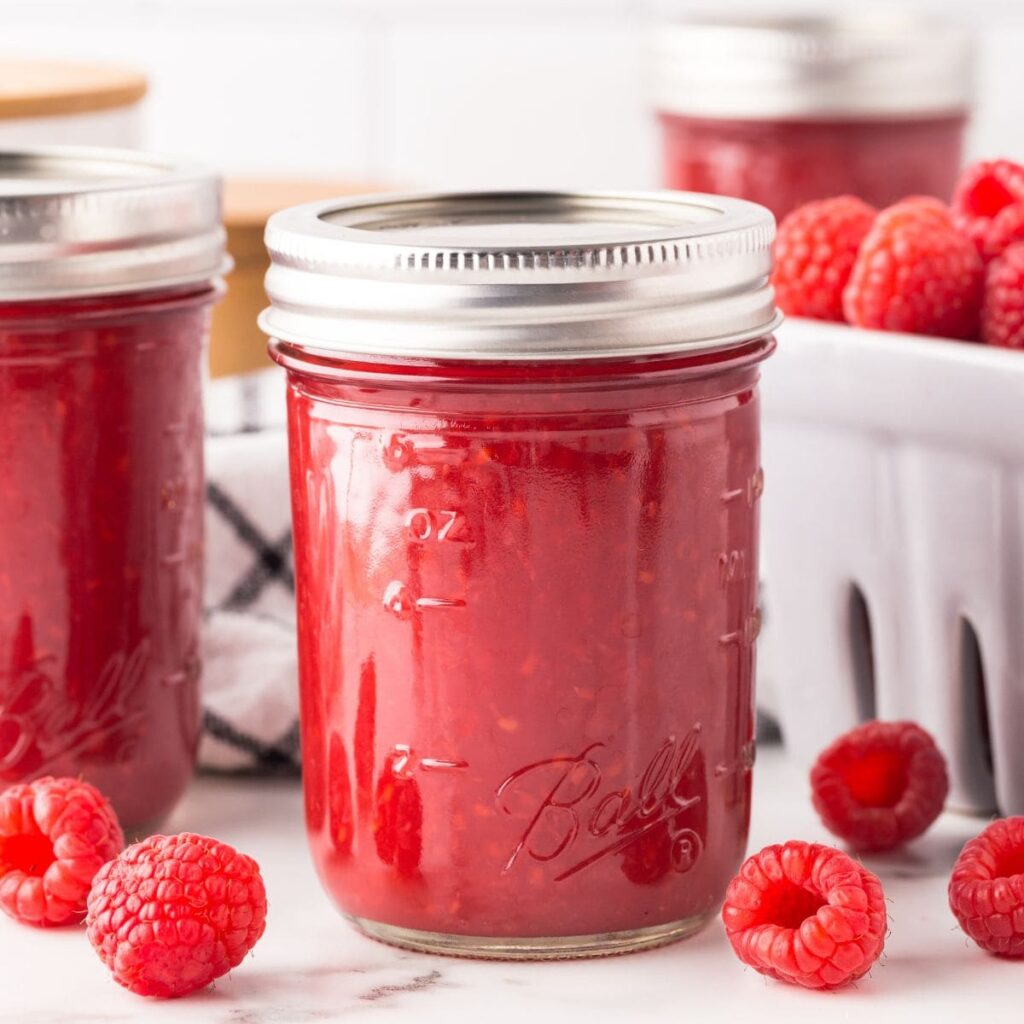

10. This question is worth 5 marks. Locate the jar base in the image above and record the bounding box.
[347,912,712,960]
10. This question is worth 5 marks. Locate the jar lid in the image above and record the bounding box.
[0,60,147,120]
[260,190,780,362]
[653,12,975,120]
[0,148,229,300]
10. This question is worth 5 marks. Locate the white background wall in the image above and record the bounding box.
[1,0,1022,190]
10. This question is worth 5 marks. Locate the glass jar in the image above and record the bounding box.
[653,14,975,220]
[262,191,780,958]
[0,150,227,830]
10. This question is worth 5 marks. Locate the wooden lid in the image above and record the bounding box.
[0,60,147,119]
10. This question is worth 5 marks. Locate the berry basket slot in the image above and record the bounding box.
[757,317,1024,816]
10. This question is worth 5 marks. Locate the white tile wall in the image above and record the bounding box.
[0,0,1022,188]
[378,16,655,188]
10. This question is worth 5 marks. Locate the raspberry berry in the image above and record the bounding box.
[0,776,123,927]
[86,833,267,998]
[722,841,886,989]
[811,721,949,852]
[952,159,1024,261]
[843,196,984,340]
[981,241,1024,348]
[949,817,1024,957]
[772,196,877,321]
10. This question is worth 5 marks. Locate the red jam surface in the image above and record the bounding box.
[0,288,213,828]
[659,113,967,220]
[280,338,772,939]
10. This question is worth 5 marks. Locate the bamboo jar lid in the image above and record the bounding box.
[0,60,148,119]
[211,178,384,378]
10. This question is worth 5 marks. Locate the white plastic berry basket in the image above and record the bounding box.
[757,318,1024,816]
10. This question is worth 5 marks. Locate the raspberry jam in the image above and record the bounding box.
[659,113,967,221]
[653,15,975,220]
[0,151,226,829]
[262,190,780,957]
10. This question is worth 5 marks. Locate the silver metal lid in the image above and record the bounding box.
[0,147,228,300]
[260,190,780,362]
[653,12,975,120]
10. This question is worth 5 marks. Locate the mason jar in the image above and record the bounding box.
[261,190,779,958]
[653,14,975,220]
[0,149,227,829]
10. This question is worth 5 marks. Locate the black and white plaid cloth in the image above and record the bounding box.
[202,370,299,774]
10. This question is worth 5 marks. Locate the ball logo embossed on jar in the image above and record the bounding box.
[0,631,151,781]
[496,726,707,884]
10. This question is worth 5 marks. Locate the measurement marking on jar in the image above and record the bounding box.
[405,507,472,545]
[383,581,466,619]
[391,744,469,776]
[714,744,755,778]
[718,610,762,648]
[383,433,468,471]
[717,549,748,586]
[416,596,466,609]
[720,467,764,507]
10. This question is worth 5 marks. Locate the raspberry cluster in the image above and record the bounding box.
[4,740,1024,998]
[0,775,266,999]
[772,158,1024,348]
[724,720,1024,990]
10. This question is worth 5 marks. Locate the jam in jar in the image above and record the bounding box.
[0,150,227,829]
[653,14,975,220]
[262,190,779,958]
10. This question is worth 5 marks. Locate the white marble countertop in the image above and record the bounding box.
[0,745,1018,1023]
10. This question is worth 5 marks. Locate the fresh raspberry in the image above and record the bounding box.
[981,241,1024,348]
[0,776,123,927]
[949,817,1024,957]
[771,196,877,321]
[811,721,949,852]
[86,833,267,998]
[952,159,1024,260]
[842,196,984,340]
[722,841,886,990]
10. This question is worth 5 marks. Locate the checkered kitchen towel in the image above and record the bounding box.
[202,369,299,773]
